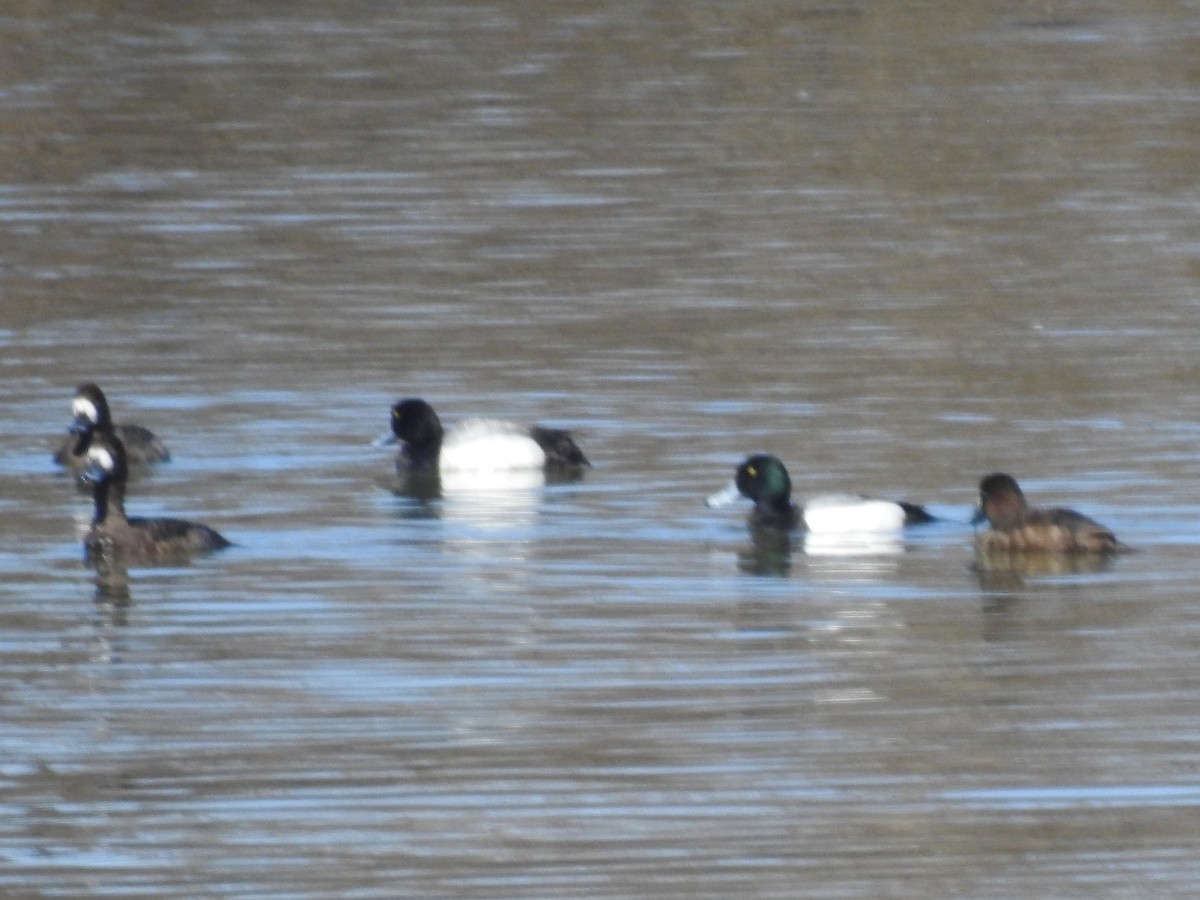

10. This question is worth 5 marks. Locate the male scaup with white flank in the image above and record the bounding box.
[53,382,170,472]
[380,398,590,476]
[973,472,1121,554]
[81,431,229,564]
[707,454,935,533]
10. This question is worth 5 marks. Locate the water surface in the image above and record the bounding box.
[3,2,1200,897]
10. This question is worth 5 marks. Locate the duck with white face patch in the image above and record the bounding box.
[53,382,171,473]
[81,431,228,565]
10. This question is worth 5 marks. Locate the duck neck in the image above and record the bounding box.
[71,423,96,458]
[990,494,1028,529]
[71,420,116,459]
[764,493,794,516]
[406,423,444,470]
[768,496,796,525]
[92,478,128,527]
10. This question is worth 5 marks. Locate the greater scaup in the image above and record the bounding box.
[707,453,935,533]
[972,472,1121,554]
[379,397,590,476]
[81,431,228,564]
[53,383,170,471]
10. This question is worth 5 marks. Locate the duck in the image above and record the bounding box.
[706,453,935,533]
[80,431,229,564]
[379,397,590,476]
[972,472,1120,554]
[53,383,170,471]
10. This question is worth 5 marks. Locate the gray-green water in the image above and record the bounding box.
[4,2,1200,897]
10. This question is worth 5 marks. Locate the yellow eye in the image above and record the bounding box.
[747,466,757,477]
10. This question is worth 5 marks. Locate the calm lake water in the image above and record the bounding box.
[4,2,1200,897]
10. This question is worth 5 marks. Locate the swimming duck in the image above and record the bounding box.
[380,398,589,475]
[53,383,170,471]
[706,454,934,533]
[81,431,228,564]
[973,472,1120,554]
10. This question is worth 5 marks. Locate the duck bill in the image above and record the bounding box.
[372,431,399,448]
[705,481,742,509]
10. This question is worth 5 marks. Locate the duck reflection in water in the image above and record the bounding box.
[385,466,550,530]
[91,559,133,627]
[973,547,1117,590]
[735,530,911,577]
[737,526,794,576]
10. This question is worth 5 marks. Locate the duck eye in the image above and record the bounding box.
[746,466,757,477]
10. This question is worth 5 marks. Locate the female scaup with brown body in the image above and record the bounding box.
[973,472,1121,554]
[53,383,170,471]
[81,431,228,564]
[707,454,935,533]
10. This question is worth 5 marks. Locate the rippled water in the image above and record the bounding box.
[4,2,1200,897]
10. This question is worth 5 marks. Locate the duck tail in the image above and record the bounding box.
[898,501,937,526]
[530,426,590,469]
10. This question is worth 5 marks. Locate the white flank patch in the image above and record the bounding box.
[801,495,906,534]
[440,420,545,472]
[440,465,543,529]
[73,396,99,423]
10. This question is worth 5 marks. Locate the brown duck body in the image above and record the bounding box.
[86,508,230,563]
[975,507,1120,553]
[82,433,228,565]
[974,473,1120,554]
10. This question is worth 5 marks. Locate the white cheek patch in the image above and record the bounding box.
[88,446,115,472]
[73,396,99,423]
